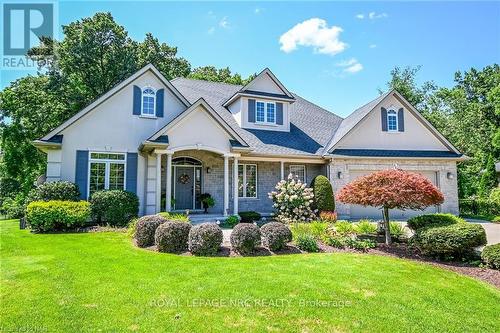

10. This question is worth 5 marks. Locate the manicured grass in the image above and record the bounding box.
[1,219,499,332]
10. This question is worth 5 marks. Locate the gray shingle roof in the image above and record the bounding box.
[170,78,343,156]
[332,149,463,158]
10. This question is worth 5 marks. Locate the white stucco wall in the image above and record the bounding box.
[336,95,448,151]
[54,70,187,215]
[165,105,233,153]
[245,73,284,94]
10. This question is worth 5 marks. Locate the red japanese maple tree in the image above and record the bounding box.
[336,169,444,244]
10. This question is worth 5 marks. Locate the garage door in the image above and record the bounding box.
[349,170,439,220]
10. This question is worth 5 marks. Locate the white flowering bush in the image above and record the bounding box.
[268,174,317,223]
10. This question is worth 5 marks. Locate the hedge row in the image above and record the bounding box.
[459,198,500,217]
[26,201,90,232]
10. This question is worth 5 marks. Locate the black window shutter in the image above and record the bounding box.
[398,108,404,132]
[381,107,388,131]
[133,85,141,115]
[156,89,164,117]
[276,102,283,125]
[75,150,89,199]
[248,99,256,123]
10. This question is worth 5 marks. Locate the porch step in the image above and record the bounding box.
[188,214,227,224]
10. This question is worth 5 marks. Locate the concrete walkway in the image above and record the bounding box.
[466,219,500,245]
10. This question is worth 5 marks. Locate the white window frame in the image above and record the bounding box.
[141,86,156,117]
[289,165,306,183]
[238,164,258,198]
[255,100,276,125]
[387,109,398,132]
[88,152,127,198]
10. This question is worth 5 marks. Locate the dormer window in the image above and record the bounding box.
[142,87,156,116]
[256,101,276,124]
[387,110,398,131]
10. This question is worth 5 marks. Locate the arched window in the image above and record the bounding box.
[142,87,156,116]
[387,110,398,131]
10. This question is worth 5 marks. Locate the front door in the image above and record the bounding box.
[175,167,195,210]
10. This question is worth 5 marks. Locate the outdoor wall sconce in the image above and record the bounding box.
[337,171,343,179]
[447,172,454,179]
[206,167,212,174]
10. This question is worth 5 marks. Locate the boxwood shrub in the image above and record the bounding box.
[310,175,335,212]
[90,190,139,226]
[188,223,223,256]
[155,222,192,253]
[260,222,292,251]
[26,200,90,232]
[481,243,500,270]
[238,211,261,223]
[414,223,487,259]
[134,215,168,247]
[407,213,463,231]
[230,223,261,254]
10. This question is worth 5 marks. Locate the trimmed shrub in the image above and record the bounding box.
[134,215,168,247]
[188,223,223,256]
[310,175,335,212]
[1,195,25,219]
[295,234,319,252]
[414,223,487,259]
[238,211,261,223]
[261,222,292,251]
[230,223,261,254]
[155,222,192,253]
[26,181,80,204]
[407,213,463,231]
[26,200,90,232]
[481,243,500,270]
[319,211,337,223]
[90,190,139,226]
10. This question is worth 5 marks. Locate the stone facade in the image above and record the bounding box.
[158,150,328,215]
[329,158,459,219]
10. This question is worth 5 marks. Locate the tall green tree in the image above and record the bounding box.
[189,66,255,85]
[479,154,498,197]
[134,33,190,79]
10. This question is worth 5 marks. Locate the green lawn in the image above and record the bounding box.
[1,220,499,332]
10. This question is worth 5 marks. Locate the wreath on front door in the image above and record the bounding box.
[179,173,190,184]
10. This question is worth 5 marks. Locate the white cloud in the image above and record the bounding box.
[368,12,388,19]
[356,14,364,19]
[207,27,215,35]
[254,8,262,14]
[279,18,347,56]
[219,16,229,29]
[336,58,364,74]
[344,62,363,73]
[369,44,377,48]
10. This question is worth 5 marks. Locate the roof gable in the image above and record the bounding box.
[223,68,294,106]
[40,64,190,141]
[148,98,249,148]
[324,90,461,155]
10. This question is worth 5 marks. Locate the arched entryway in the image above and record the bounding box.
[171,157,202,210]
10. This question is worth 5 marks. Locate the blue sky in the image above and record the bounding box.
[1,1,499,117]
